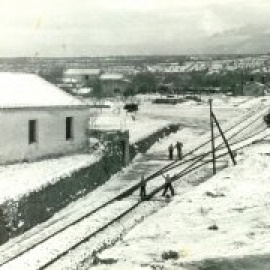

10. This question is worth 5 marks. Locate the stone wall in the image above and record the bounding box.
[130,124,180,159]
[0,123,180,244]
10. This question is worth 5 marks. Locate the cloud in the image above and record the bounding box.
[0,0,270,56]
[201,10,231,36]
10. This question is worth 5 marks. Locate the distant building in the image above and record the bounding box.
[263,83,270,96]
[63,68,101,86]
[57,77,83,93]
[243,82,265,96]
[100,73,130,96]
[0,72,90,164]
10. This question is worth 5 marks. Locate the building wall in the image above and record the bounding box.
[243,83,265,96]
[101,80,129,96]
[0,108,90,164]
[63,74,98,86]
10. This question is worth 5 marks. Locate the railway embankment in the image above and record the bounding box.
[0,123,180,244]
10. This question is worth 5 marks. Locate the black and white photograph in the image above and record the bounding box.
[0,0,270,269]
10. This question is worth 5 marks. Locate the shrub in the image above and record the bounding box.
[124,103,139,113]
[161,250,179,260]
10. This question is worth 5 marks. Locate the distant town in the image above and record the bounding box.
[1,54,270,98]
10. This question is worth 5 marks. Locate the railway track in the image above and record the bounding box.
[0,105,269,269]
[43,128,269,270]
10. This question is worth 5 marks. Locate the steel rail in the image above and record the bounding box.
[0,107,267,268]
[0,109,266,267]
[39,128,269,269]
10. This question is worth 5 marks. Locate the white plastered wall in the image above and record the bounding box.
[0,108,90,164]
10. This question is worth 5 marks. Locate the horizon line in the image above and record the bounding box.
[0,53,269,59]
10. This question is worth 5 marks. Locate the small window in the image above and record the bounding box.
[29,120,37,144]
[66,117,73,140]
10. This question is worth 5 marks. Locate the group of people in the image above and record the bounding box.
[138,141,183,200]
[168,141,183,160]
[139,173,175,200]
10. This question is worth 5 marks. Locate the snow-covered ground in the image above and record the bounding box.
[94,95,249,140]
[95,142,270,270]
[94,110,169,144]
[87,97,270,270]
[1,95,270,269]
[0,126,208,269]
[0,153,102,205]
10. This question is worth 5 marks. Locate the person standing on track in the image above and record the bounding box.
[162,174,175,197]
[140,174,147,200]
[263,112,270,127]
[176,141,183,160]
[168,144,174,160]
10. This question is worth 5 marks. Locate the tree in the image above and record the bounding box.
[132,72,157,93]
[123,86,136,98]
[157,84,170,94]
[123,103,139,113]
[39,67,64,84]
[92,79,103,98]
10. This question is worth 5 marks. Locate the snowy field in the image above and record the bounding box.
[94,95,252,141]
[0,95,270,269]
[96,142,270,270]
[87,97,270,270]
[93,110,169,144]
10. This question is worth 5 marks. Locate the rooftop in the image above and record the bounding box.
[100,73,125,80]
[0,72,87,109]
[64,69,101,76]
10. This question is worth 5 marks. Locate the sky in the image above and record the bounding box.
[0,0,269,57]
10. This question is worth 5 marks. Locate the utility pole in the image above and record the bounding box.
[209,99,216,175]
[211,113,236,166]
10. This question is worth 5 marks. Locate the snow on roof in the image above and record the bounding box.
[64,69,101,76]
[245,81,265,87]
[62,77,78,83]
[0,72,87,109]
[74,87,93,95]
[100,73,124,80]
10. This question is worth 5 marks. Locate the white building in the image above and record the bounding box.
[0,72,90,164]
[63,69,101,86]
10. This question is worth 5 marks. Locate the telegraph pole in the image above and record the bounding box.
[209,99,216,175]
[211,113,236,166]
